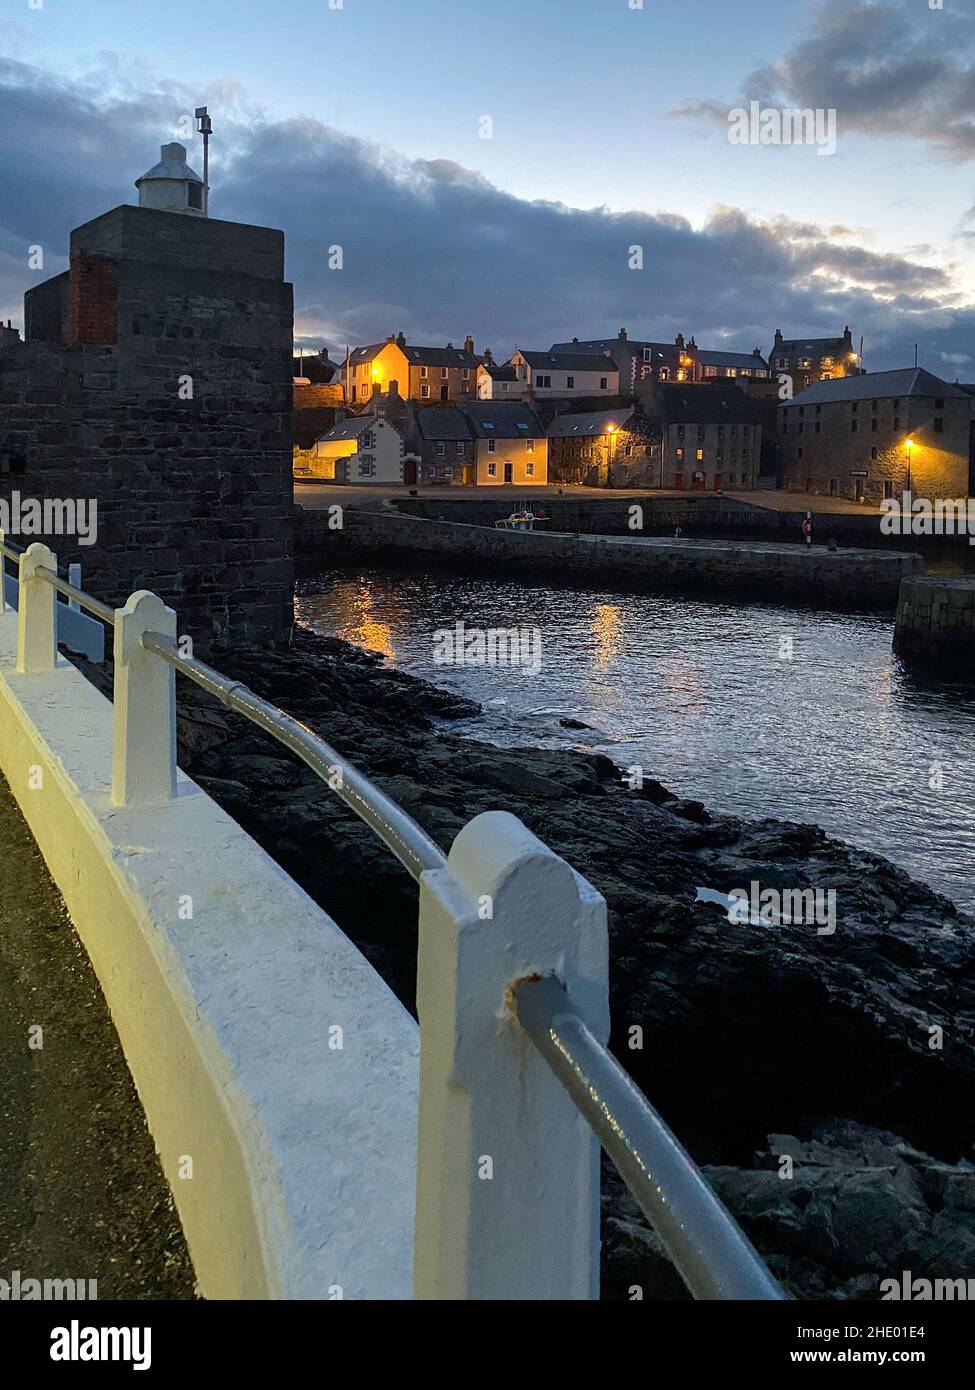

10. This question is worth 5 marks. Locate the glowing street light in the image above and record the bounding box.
[906,436,914,495]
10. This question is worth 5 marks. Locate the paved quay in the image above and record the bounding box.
[0,773,195,1299]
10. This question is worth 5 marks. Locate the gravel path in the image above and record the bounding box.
[0,773,195,1299]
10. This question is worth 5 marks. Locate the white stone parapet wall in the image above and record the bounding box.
[0,608,418,1299]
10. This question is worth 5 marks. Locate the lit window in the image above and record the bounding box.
[696,449,704,461]
[488,439,496,452]
[421,385,430,399]
[526,461,534,477]
[487,461,497,477]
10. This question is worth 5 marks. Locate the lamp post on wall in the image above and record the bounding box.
[906,436,914,497]
[195,107,212,216]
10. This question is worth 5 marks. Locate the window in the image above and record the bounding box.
[643,348,653,362]
[705,366,717,378]
[188,182,203,210]
[462,369,470,380]
[871,418,878,431]
[487,439,496,453]
[697,426,705,441]
[566,376,575,389]
[717,426,725,440]
[441,367,449,379]
[440,386,449,401]
[851,420,858,432]
[362,384,370,399]
[696,449,704,462]
[815,421,821,434]
[730,426,737,439]
[444,466,453,478]
[358,457,376,478]
[421,385,430,399]
[351,386,357,401]
[456,441,464,455]
[420,366,428,378]
[487,461,497,477]
[526,439,535,453]
[935,418,944,432]
[822,356,833,367]
[677,426,686,441]
[659,368,669,380]
[536,374,552,388]
[883,480,894,498]
[676,447,684,461]
[893,417,900,430]
[716,449,724,465]
[600,378,608,389]
[798,357,811,369]
[851,402,858,412]
[526,461,535,477]
[798,423,804,436]
[436,441,446,456]
[871,447,878,460]
[797,447,803,459]
[743,450,750,462]
[935,398,945,409]
[775,356,788,369]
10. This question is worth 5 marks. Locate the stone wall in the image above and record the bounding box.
[1,203,294,651]
[893,576,975,673]
[298,507,923,608]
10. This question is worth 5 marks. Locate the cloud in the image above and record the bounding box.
[1,52,974,374]
[673,0,975,161]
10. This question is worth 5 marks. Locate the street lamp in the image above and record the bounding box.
[906,436,914,496]
[195,107,212,216]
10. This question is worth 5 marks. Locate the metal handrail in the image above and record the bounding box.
[140,630,447,882]
[0,541,783,1298]
[0,540,116,626]
[513,974,786,1301]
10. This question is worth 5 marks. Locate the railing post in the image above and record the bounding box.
[15,542,57,674]
[111,590,178,808]
[68,562,81,611]
[413,809,609,1300]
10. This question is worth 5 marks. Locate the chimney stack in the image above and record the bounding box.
[464,334,474,355]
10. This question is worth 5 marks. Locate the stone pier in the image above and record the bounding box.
[893,576,975,674]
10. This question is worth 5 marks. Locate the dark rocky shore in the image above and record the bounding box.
[77,626,975,1299]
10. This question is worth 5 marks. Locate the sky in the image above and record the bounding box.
[1,0,974,372]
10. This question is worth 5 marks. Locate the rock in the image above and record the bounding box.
[65,628,975,1300]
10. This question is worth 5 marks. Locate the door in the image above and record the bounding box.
[674,472,684,489]
[713,473,721,490]
[403,457,417,486]
[504,462,513,483]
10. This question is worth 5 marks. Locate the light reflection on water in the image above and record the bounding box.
[297,567,975,913]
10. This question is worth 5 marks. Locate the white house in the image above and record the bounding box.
[508,349,619,398]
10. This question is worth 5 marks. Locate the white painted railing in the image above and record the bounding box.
[0,536,785,1301]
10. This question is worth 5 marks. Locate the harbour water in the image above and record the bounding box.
[298,565,975,913]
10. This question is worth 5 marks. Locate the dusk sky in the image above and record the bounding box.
[2,0,974,371]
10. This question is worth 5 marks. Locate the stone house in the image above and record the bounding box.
[410,407,476,484]
[547,407,659,487]
[647,383,763,490]
[507,349,619,399]
[768,326,861,394]
[550,329,767,390]
[305,412,409,484]
[463,401,548,485]
[777,368,971,503]
[344,333,478,404]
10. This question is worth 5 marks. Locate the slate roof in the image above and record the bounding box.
[698,349,768,370]
[773,335,850,353]
[657,384,761,424]
[547,408,639,438]
[481,363,518,381]
[462,401,545,438]
[550,338,676,359]
[349,341,478,369]
[414,408,472,441]
[318,416,396,443]
[518,350,618,374]
[788,368,968,407]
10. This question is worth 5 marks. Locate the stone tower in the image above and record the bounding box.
[1,140,294,651]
